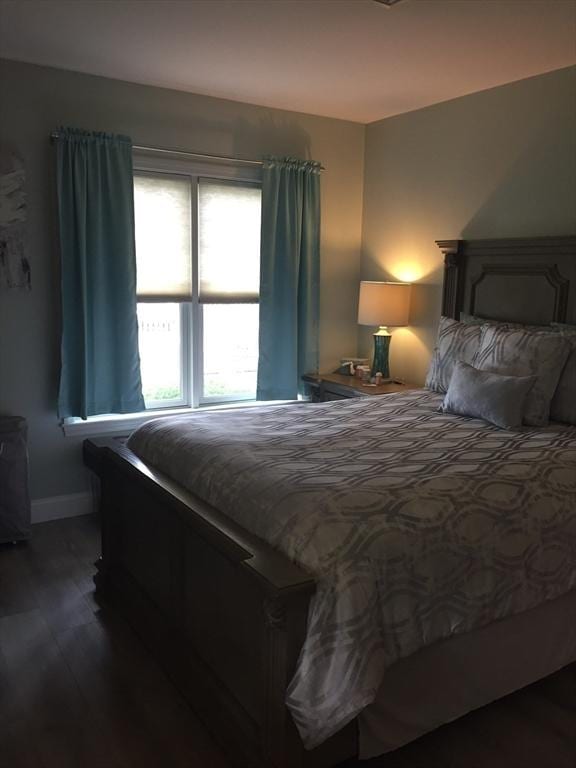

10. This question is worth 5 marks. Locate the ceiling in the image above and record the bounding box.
[0,0,574,124]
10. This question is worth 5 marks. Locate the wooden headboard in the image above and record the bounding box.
[437,236,576,326]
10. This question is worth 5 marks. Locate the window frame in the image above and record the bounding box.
[133,149,262,412]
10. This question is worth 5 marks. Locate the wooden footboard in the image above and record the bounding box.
[84,438,357,768]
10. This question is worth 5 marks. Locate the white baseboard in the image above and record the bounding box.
[31,492,94,524]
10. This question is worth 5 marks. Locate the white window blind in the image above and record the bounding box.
[134,172,192,300]
[198,179,261,303]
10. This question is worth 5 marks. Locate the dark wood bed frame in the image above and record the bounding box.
[84,236,576,768]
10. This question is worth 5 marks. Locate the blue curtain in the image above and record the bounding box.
[257,157,321,401]
[56,128,145,419]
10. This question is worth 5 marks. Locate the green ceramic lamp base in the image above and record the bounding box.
[371,328,391,378]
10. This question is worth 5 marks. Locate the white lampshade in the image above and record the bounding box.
[358,281,412,327]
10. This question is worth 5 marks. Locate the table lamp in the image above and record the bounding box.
[358,281,412,377]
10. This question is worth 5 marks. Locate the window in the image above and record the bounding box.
[133,156,262,410]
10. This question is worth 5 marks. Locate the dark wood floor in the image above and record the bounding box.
[0,516,574,768]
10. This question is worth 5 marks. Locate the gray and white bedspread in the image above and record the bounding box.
[128,390,576,749]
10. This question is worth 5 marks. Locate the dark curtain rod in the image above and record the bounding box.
[49,132,325,170]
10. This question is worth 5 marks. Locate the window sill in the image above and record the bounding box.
[62,399,299,438]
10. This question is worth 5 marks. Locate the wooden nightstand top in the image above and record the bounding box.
[302,372,421,400]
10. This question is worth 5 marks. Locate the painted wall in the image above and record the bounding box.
[0,59,365,501]
[361,66,576,385]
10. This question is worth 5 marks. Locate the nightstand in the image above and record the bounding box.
[302,373,420,402]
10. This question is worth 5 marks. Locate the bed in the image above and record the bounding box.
[84,235,576,768]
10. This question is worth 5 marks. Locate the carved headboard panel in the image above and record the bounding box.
[437,236,576,326]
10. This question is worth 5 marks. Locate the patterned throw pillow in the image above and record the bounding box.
[441,361,536,430]
[425,317,482,393]
[473,325,571,427]
[550,324,576,425]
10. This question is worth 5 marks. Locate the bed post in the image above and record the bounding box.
[436,239,464,320]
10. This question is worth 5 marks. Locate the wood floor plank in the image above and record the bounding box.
[0,630,86,732]
[23,530,98,633]
[0,719,45,768]
[56,610,228,768]
[34,575,97,634]
[0,608,52,659]
[0,543,38,618]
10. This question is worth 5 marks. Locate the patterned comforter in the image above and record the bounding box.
[127,390,576,749]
